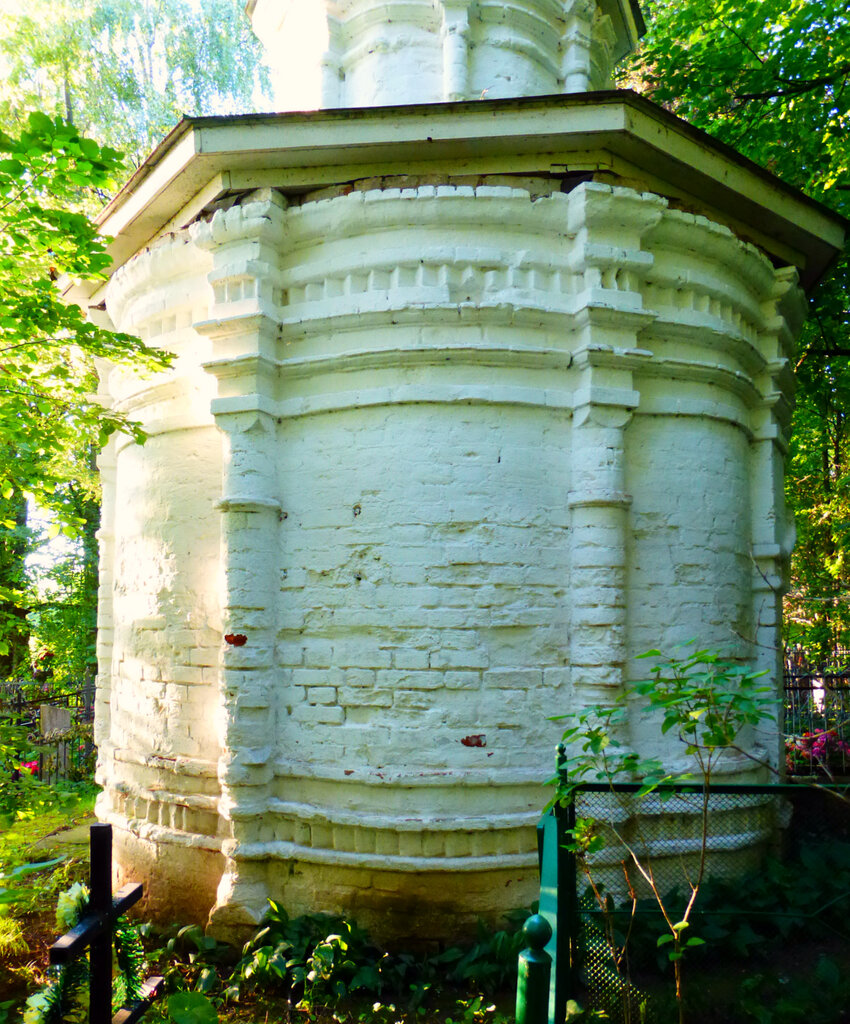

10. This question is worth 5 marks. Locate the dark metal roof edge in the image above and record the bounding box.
[631,0,647,37]
[97,118,195,227]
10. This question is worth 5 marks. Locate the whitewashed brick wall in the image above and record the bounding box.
[96,180,803,939]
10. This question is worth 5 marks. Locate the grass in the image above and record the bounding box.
[0,786,96,867]
[0,784,95,1016]
[0,790,520,1024]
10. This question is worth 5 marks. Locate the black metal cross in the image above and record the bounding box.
[49,823,163,1024]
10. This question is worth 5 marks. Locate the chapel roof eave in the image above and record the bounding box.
[69,90,846,308]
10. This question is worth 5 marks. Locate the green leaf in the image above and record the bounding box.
[167,992,219,1024]
[7,856,65,879]
[0,888,28,905]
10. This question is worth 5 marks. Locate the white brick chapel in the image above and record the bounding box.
[73,0,847,941]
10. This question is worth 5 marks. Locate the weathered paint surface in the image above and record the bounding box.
[250,0,636,110]
[96,177,803,941]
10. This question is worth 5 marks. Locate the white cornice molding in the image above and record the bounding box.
[64,92,844,315]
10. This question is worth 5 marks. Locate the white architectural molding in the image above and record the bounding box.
[249,0,642,109]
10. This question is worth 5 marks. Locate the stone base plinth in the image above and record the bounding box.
[208,855,538,947]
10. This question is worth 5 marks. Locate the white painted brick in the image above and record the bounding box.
[168,665,203,684]
[443,670,480,690]
[378,669,441,690]
[306,686,337,705]
[291,704,345,725]
[484,669,543,689]
[101,155,797,936]
[189,648,217,667]
[344,668,376,688]
[292,668,332,687]
[430,647,489,670]
[394,648,430,670]
[543,667,572,688]
[338,687,394,707]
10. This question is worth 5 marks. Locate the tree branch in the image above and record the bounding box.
[735,63,850,102]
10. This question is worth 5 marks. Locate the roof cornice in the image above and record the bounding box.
[70,90,846,307]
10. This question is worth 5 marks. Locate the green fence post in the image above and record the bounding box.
[516,914,553,1024]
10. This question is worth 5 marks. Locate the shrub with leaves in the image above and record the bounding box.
[223,901,532,1010]
[551,644,777,1024]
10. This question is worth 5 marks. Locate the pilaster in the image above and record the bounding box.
[93,429,118,792]
[749,266,805,761]
[561,0,598,92]
[568,352,644,701]
[566,183,662,702]
[438,0,472,101]
[191,189,288,933]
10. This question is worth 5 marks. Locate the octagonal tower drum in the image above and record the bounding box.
[83,0,845,945]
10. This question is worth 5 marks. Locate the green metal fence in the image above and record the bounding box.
[537,780,850,1024]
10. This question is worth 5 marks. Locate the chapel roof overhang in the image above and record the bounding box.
[70,89,846,308]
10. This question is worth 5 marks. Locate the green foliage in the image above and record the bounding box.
[594,837,850,1021]
[0,856,64,908]
[740,956,850,1024]
[784,369,850,654]
[233,905,394,1006]
[0,110,170,663]
[444,994,506,1024]
[233,902,528,1007]
[693,839,850,956]
[22,879,150,1024]
[552,644,777,1023]
[0,712,40,821]
[0,0,271,166]
[624,1,850,654]
[564,999,610,1021]
[0,111,168,504]
[627,0,849,201]
[165,992,218,1024]
[148,903,530,1018]
[152,924,234,1001]
[28,560,97,688]
[552,645,774,802]
[0,1,264,676]
[0,491,34,677]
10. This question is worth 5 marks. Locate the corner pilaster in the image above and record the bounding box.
[438,0,472,101]
[93,430,118,798]
[565,183,662,702]
[568,351,646,701]
[561,0,617,92]
[750,266,805,757]
[190,189,288,935]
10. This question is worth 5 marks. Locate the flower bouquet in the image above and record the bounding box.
[786,729,850,778]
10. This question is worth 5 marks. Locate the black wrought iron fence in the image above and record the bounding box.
[0,680,95,783]
[784,648,850,777]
